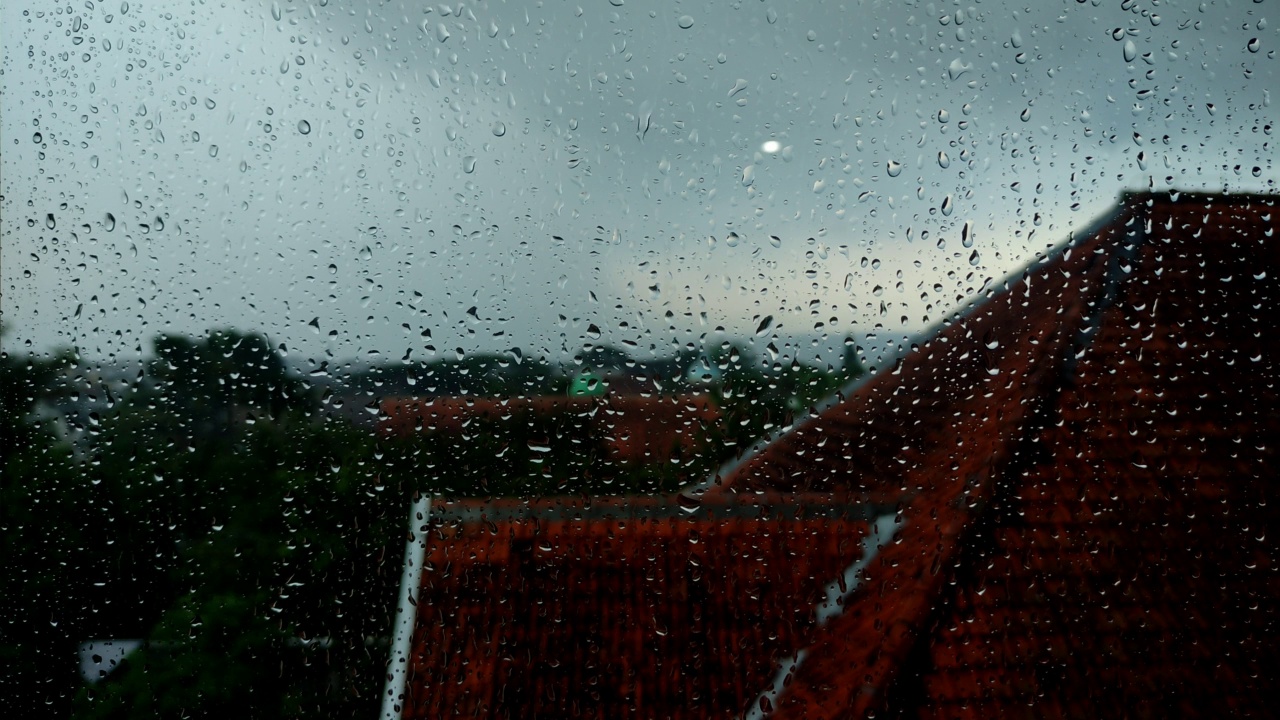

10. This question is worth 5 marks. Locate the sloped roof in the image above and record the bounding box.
[716,191,1280,718]
[400,495,895,719]
[392,191,1279,719]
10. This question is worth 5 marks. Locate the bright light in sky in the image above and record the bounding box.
[761,140,781,154]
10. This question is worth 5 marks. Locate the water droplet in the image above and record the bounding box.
[1123,39,1137,62]
[491,121,506,137]
[968,249,981,266]
[938,151,950,169]
[741,165,756,187]
[271,1,281,21]
[32,132,43,144]
[766,7,778,24]
[1246,38,1260,53]
[297,120,311,135]
[204,98,216,110]
[1020,107,1032,122]
[209,145,219,158]
[947,58,972,80]
[961,221,974,248]
[938,109,950,123]
[886,160,903,177]
[436,23,450,42]
[941,195,954,216]
[463,156,477,173]
[728,79,748,97]
[677,15,694,29]
[769,235,782,248]
[608,0,623,6]
[105,213,116,231]
[725,232,741,248]
[45,214,56,230]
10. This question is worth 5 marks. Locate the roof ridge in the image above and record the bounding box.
[689,195,1136,502]
[867,205,1151,713]
[767,196,1146,719]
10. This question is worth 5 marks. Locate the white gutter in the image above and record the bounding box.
[380,495,432,720]
[744,512,901,720]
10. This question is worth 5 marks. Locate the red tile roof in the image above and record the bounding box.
[393,192,1279,719]
[379,394,720,463]
[725,192,1280,719]
[401,495,891,719]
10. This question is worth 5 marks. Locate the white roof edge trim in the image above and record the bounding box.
[744,511,902,720]
[380,495,432,720]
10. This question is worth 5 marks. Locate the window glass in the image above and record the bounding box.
[2,1,1274,718]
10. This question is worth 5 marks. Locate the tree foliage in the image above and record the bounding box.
[1,326,861,718]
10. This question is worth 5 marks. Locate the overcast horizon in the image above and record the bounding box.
[4,0,1275,367]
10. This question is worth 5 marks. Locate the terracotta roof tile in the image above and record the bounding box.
[397,192,1279,720]
[403,496,884,719]
[754,192,1280,719]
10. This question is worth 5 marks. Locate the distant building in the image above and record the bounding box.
[385,193,1280,719]
[379,394,720,464]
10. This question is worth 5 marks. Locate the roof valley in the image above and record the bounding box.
[874,210,1150,712]
[770,199,1155,719]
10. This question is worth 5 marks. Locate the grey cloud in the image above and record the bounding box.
[3,0,1273,364]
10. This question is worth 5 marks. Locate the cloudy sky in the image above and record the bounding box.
[3,0,1274,368]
